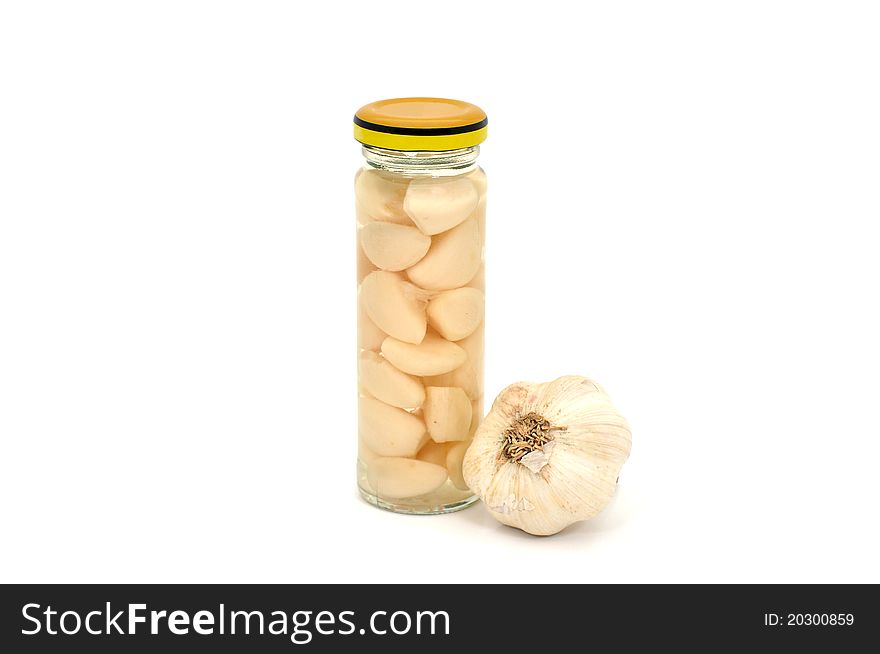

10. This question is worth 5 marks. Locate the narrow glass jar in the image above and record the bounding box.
[354,98,487,514]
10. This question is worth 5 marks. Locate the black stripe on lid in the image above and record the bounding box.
[353,115,488,137]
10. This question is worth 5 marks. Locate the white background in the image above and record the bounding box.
[1,1,878,584]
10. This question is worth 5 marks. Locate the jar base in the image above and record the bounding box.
[358,486,479,515]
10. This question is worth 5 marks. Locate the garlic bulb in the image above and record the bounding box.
[463,375,631,536]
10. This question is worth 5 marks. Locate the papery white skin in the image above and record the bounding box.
[463,375,631,536]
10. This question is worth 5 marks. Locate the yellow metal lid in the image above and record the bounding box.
[354,97,487,151]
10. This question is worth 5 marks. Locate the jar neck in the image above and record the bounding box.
[362,145,479,176]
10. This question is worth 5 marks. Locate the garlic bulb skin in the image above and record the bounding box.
[463,375,631,536]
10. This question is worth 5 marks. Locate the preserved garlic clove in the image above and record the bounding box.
[445,441,470,491]
[355,169,413,225]
[381,332,466,376]
[403,176,479,235]
[360,222,431,272]
[474,206,486,250]
[360,271,427,345]
[358,350,425,409]
[426,287,484,341]
[357,239,377,283]
[366,457,448,499]
[466,167,487,200]
[467,169,487,238]
[469,399,482,437]
[423,326,483,399]
[359,397,428,457]
[463,375,632,536]
[416,439,447,467]
[423,386,472,442]
[358,437,381,465]
[406,218,481,291]
[466,265,485,291]
[460,327,484,396]
[357,294,386,351]
[423,367,477,401]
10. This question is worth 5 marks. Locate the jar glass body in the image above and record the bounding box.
[355,145,486,514]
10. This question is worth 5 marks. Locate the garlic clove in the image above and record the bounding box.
[455,315,484,366]
[358,299,388,352]
[426,287,484,341]
[475,209,486,255]
[355,169,413,225]
[423,386,472,442]
[469,399,483,437]
[357,238,378,283]
[381,332,466,376]
[358,350,425,409]
[442,398,481,491]
[355,203,372,228]
[416,439,447,467]
[445,440,470,491]
[366,457,448,499]
[466,166,487,198]
[359,397,428,457]
[406,217,482,291]
[463,375,631,536]
[403,176,479,235]
[466,166,487,243]
[424,326,483,399]
[358,437,381,465]
[360,271,427,345]
[357,293,387,351]
[360,222,431,272]
[466,265,485,291]
[423,366,477,401]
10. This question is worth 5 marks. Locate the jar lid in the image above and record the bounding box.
[354,97,487,151]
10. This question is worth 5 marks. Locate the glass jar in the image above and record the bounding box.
[354,98,487,514]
